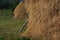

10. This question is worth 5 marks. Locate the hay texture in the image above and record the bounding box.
[23,0,60,40]
[14,1,27,19]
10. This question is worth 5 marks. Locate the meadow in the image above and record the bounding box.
[0,9,30,40]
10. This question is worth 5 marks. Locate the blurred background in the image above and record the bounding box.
[0,0,22,17]
[0,0,29,40]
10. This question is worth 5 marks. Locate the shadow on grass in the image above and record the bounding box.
[0,36,30,40]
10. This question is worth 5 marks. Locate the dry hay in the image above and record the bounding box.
[14,1,28,19]
[24,0,60,40]
[16,0,60,40]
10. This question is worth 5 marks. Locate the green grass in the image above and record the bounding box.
[0,9,30,40]
[0,9,13,16]
[0,16,26,40]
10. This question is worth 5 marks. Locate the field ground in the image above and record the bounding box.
[0,9,30,40]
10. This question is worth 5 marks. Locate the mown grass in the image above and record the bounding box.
[0,9,30,40]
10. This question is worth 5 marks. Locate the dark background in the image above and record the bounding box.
[0,0,22,16]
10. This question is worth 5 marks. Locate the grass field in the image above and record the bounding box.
[0,9,30,40]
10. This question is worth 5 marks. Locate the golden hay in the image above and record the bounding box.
[24,0,60,40]
[14,1,27,19]
[16,0,60,40]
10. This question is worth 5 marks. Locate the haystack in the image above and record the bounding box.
[24,0,60,40]
[15,0,60,40]
[14,1,28,19]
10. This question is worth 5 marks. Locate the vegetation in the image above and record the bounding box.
[0,9,13,16]
[0,9,30,40]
